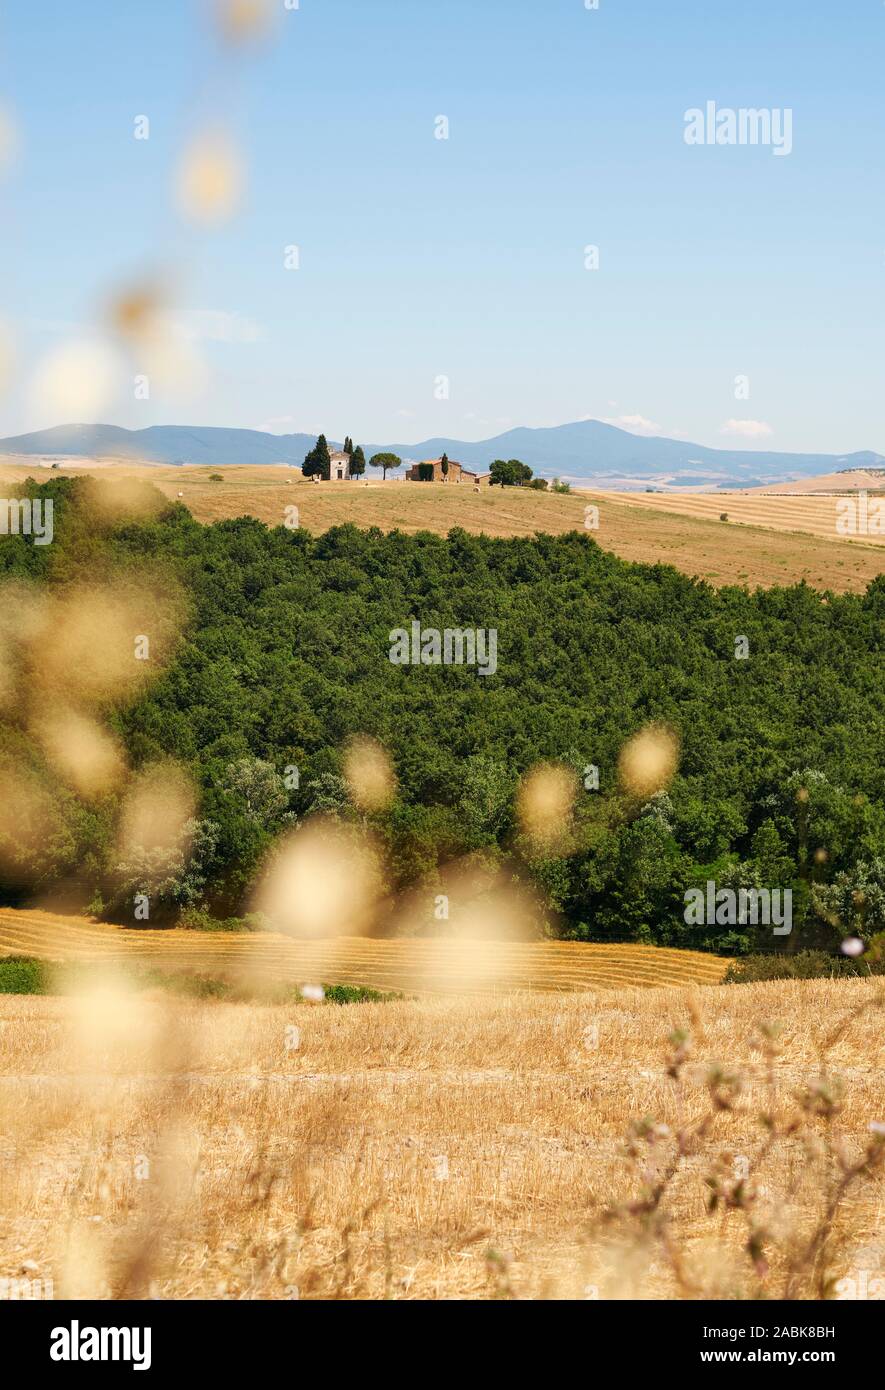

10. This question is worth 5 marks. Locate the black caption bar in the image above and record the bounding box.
[5,1298,873,1376]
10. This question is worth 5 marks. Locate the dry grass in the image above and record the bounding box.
[598,487,885,546]
[0,977,882,1300]
[0,908,727,993]
[743,469,885,495]
[3,460,883,593]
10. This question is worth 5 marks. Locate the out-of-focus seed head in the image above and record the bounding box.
[517,763,576,849]
[0,765,56,872]
[78,475,168,528]
[29,704,127,799]
[116,762,197,859]
[618,724,680,799]
[26,583,180,708]
[343,736,397,812]
[176,131,243,225]
[215,0,275,44]
[252,818,382,939]
[29,339,121,421]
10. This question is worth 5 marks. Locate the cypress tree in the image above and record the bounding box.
[303,433,332,480]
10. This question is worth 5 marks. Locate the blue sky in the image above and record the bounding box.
[0,0,882,452]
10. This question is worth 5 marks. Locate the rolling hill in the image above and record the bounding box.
[2,418,882,487]
[1,460,882,592]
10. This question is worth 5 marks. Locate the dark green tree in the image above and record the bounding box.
[489,458,532,487]
[302,434,331,480]
[369,452,402,480]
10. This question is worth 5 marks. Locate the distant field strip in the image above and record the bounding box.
[0,909,728,994]
[597,489,885,544]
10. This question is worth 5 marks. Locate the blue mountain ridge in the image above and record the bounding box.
[1,419,882,487]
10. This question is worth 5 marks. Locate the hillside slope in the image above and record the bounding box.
[4,462,878,593]
[2,418,882,484]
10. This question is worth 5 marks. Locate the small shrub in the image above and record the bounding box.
[209,473,224,483]
[867,931,885,963]
[177,907,263,933]
[86,890,105,917]
[177,907,215,931]
[0,956,49,994]
[720,512,729,522]
[140,969,233,999]
[242,912,271,933]
[319,983,404,1005]
[723,950,885,984]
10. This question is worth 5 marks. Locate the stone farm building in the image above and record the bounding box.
[328,450,353,480]
[405,457,480,484]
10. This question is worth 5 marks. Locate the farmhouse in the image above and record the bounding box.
[405,457,478,484]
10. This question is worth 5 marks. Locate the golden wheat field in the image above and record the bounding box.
[3,460,883,593]
[0,908,727,994]
[0,977,882,1300]
[595,486,885,545]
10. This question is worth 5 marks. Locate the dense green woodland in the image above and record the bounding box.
[2,477,884,954]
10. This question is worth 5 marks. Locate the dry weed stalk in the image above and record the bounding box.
[596,989,885,1299]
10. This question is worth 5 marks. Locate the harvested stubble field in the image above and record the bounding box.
[0,977,882,1300]
[0,909,727,994]
[596,486,885,545]
[3,459,883,593]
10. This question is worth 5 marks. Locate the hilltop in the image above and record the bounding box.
[2,460,881,593]
[1,418,882,488]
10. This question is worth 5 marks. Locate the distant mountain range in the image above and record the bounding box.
[2,420,883,489]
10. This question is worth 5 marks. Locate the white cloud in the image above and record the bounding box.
[719,418,773,439]
[600,413,662,436]
[174,310,262,344]
[256,415,296,434]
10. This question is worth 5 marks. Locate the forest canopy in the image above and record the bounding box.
[1,476,883,955]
